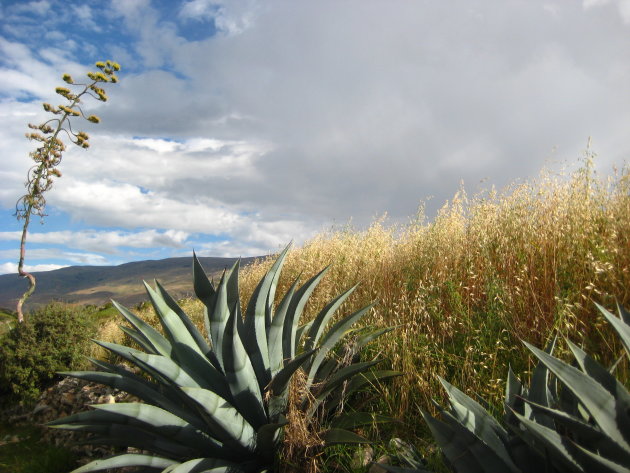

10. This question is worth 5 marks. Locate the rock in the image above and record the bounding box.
[352,445,374,469]
[369,455,393,473]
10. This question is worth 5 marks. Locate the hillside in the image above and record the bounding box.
[0,255,260,312]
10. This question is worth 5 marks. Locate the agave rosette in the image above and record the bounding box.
[50,244,398,472]
[383,302,630,473]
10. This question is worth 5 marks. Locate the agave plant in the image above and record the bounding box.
[382,301,630,473]
[49,244,398,472]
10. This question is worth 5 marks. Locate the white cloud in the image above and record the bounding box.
[0,262,66,275]
[0,229,190,254]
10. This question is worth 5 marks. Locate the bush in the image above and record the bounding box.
[0,303,98,405]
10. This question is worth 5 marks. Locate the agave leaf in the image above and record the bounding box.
[255,417,289,462]
[374,464,430,473]
[49,409,218,456]
[511,410,584,472]
[617,301,630,326]
[523,398,630,467]
[524,341,630,451]
[327,370,402,410]
[80,427,202,459]
[192,251,216,304]
[222,302,267,429]
[569,442,630,473]
[331,411,398,430]
[283,266,330,361]
[131,352,202,388]
[307,360,380,419]
[144,281,204,355]
[421,408,513,473]
[59,369,183,416]
[354,326,396,351]
[156,280,212,355]
[180,386,255,450]
[526,336,557,428]
[596,302,630,359]
[170,342,232,401]
[162,457,244,473]
[244,245,291,390]
[118,325,158,354]
[438,377,515,468]
[296,320,314,346]
[267,349,317,397]
[306,304,374,390]
[303,284,357,352]
[69,453,177,473]
[567,339,630,406]
[112,300,172,356]
[267,277,300,376]
[208,265,235,372]
[321,428,372,445]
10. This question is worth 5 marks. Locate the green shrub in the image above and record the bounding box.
[0,302,98,405]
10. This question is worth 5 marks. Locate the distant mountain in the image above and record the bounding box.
[0,256,261,313]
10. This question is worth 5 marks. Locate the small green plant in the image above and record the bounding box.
[383,301,630,472]
[50,244,397,472]
[0,303,98,405]
[15,60,120,323]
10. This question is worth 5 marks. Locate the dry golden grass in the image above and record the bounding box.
[95,157,630,452]
[238,158,630,438]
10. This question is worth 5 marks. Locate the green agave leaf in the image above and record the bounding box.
[267,277,300,377]
[144,281,204,355]
[222,302,267,429]
[313,360,380,404]
[162,457,244,473]
[567,339,630,406]
[131,352,201,388]
[267,349,316,398]
[59,369,182,416]
[331,412,398,430]
[255,417,288,458]
[353,326,396,351]
[156,280,211,355]
[207,264,234,372]
[524,340,630,451]
[296,320,313,346]
[69,453,177,473]
[283,266,330,361]
[617,301,630,325]
[438,377,511,451]
[118,325,158,354]
[306,304,374,391]
[596,302,630,360]
[321,428,371,445]
[511,409,584,472]
[91,403,226,455]
[78,425,202,459]
[92,340,163,377]
[244,244,291,390]
[180,386,255,450]
[373,464,430,473]
[113,299,172,357]
[523,398,630,466]
[50,410,218,457]
[526,336,557,428]
[192,251,216,305]
[170,342,232,401]
[303,284,357,353]
[422,408,517,473]
[570,442,630,473]
[327,370,402,411]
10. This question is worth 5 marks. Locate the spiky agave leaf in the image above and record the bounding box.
[387,301,630,473]
[51,244,395,472]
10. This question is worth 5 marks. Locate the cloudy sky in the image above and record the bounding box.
[1,0,629,274]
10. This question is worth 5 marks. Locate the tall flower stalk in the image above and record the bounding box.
[14,60,120,323]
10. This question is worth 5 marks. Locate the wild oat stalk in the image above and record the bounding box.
[14,60,120,323]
